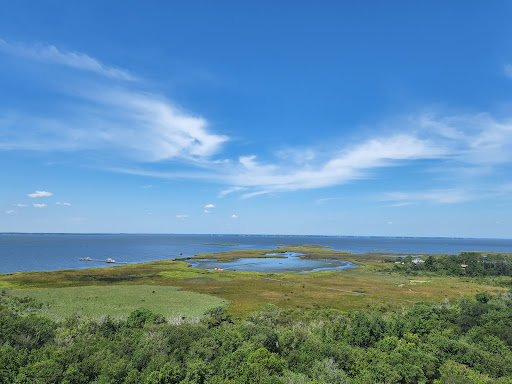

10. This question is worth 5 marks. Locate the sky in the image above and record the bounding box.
[1,1,512,237]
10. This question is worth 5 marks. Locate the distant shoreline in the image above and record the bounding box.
[1,232,510,241]
[2,234,512,275]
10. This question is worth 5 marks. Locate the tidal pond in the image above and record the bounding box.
[186,252,358,273]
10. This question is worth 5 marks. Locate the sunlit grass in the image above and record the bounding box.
[9,285,228,321]
[1,245,506,319]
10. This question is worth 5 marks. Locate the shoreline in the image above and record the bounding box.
[2,234,512,275]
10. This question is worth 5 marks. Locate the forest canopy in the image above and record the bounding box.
[1,289,512,384]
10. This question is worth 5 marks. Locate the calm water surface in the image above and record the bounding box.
[1,233,511,274]
[187,252,359,273]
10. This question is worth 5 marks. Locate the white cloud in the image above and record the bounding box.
[88,111,512,202]
[230,214,238,219]
[387,221,393,225]
[204,203,215,208]
[241,190,272,199]
[226,134,444,197]
[33,203,48,208]
[176,214,189,219]
[56,202,71,206]
[4,39,512,202]
[0,40,229,163]
[204,210,211,214]
[416,113,512,164]
[0,88,229,162]
[84,89,229,161]
[211,113,512,199]
[5,209,15,214]
[14,204,27,208]
[27,190,53,198]
[141,184,153,189]
[0,38,136,81]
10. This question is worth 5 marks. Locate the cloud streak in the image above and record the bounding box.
[0,38,136,81]
[0,88,229,162]
[3,39,512,204]
[226,134,445,197]
[0,41,228,163]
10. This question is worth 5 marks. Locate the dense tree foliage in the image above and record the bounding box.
[392,252,512,278]
[1,289,512,383]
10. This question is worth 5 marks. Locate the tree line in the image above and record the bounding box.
[1,289,512,383]
[392,252,512,278]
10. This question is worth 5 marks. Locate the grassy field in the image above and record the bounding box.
[8,285,228,321]
[0,245,507,318]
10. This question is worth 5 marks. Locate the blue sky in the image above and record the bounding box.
[1,1,512,237]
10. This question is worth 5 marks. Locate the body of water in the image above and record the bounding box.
[186,252,359,273]
[1,233,512,274]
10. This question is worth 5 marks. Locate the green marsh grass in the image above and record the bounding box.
[9,285,227,321]
[1,245,506,318]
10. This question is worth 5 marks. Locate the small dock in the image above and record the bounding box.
[79,257,128,264]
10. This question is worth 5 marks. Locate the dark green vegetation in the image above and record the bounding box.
[392,252,512,279]
[1,289,512,383]
[1,245,512,382]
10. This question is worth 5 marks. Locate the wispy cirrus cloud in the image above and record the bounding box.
[416,112,512,165]
[218,186,247,198]
[226,134,445,198]
[100,110,512,202]
[0,39,228,163]
[0,38,136,81]
[212,112,512,199]
[0,88,229,162]
[3,39,512,204]
[56,202,71,206]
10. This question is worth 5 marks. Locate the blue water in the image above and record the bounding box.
[1,233,511,274]
[187,252,359,273]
